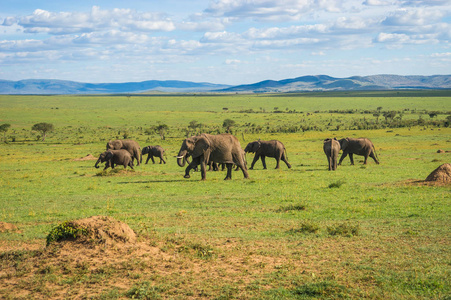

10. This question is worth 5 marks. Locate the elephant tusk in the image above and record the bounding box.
[176,156,185,159]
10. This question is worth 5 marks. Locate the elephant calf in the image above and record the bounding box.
[142,145,166,164]
[323,138,340,171]
[95,150,134,170]
[107,139,141,166]
[244,140,291,169]
[338,137,379,165]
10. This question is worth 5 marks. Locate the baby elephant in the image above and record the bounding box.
[94,150,134,170]
[323,138,340,171]
[142,145,166,164]
[244,140,291,169]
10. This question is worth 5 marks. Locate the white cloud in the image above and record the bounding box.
[225,58,241,64]
[363,0,393,6]
[382,7,445,26]
[2,6,176,35]
[204,0,349,21]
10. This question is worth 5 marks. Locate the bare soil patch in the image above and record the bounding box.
[0,222,20,233]
[73,154,97,161]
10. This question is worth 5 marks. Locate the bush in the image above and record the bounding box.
[289,221,320,234]
[46,221,88,245]
[326,222,360,237]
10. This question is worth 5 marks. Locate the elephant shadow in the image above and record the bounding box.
[117,179,193,184]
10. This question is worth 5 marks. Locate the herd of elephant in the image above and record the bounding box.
[94,134,379,180]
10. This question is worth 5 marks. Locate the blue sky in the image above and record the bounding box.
[1,0,450,85]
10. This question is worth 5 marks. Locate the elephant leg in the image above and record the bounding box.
[250,155,260,170]
[200,161,207,180]
[338,152,347,165]
[274,156,280,169]
[349,153,354,165]
[327,156,332,171]
[184,159,200,178]
[281,154,291,169]
[261,155,267,169]
[150,156,156,164]
[133,150,140,166]
[363,154,368,165]
[370,152,379,164]
[145,155,151,164]
[224,163,233,180]
[160,155,166,164]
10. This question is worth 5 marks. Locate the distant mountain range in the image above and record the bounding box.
[0,79,230,94]
[0,75,450,94]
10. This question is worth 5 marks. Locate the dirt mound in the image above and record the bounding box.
[0,222,19,233]
[48,216,136,246]
[425,163,451,184]
[74,154,97,161]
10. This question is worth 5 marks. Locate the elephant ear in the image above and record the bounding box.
[105,151,114,160]
[256,141,262,151]
[192,136,210,158]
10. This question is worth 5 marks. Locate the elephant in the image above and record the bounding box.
[244,140,291,169]
[94,150,134,170]
[176,133,249,180]
[142,145,166,164]
[107,139,141,166]
[323,138,340,171]
[338,137,379,165]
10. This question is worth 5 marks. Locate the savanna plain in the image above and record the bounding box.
[0,91,450,299]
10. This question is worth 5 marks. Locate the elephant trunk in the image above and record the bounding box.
[177,150,187,167]
[94,158,101,168]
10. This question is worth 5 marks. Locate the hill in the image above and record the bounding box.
[0,75,450,94]
[218,74,451,93]
[0,79,231,94]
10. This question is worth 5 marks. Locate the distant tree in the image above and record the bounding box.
[383,111,396,123]
[32,122,54,141]
[428,112,438,119]
[372,113,380,124]
[222,119,236,133]
[156,124,169,140]
[0,123,11,142]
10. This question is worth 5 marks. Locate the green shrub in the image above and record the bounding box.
[326,222,360,237]
[289,220,320,234]
[328,180,345,188]
[46,221,88,246]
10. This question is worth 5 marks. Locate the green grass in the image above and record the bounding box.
[0,91,450,299]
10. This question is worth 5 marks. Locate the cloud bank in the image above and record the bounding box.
[0,0,450,84]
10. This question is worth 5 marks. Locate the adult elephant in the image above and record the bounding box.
[244,140,291,169]
[94,150,134,170]
[176,133,249,180]
[338,137,379,165]
[107,139,141,166]
[142,145,166,164]
[323,138,340,171]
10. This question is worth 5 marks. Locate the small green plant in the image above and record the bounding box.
[327,222,360,237]
[191,243,215,259]
[46,221,88,246]
[276,204,306,212]
[328,180,345,188]
[289,220,320,234]
[125,281,163,299]
[291,280,347,297]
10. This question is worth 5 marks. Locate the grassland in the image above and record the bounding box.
[0,91,450,299]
